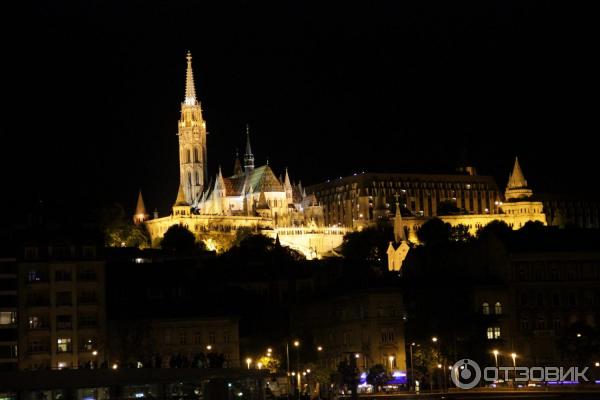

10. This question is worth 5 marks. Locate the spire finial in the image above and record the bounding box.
[244,124,255,173]
[184,51,197,105]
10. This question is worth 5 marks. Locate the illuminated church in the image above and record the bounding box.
[143,52,343,257]
[140,52,549,259]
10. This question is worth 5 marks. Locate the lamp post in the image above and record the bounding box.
[286,342,291,400]
[388,355,395,371]
[246,358,252,370]
[432,337,440,391]
[493,350,499,368]
[294,340,300,399]
[511,353,517,383]
[409,343,416,391]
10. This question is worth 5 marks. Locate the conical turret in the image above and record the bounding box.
[505,157,533,200]
[174,184,189,206]
[133,190,149,224]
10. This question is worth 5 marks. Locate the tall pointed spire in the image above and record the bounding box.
[233,150,243,176]
[505,156,533,200]
[133,190,149,225]
[244,124,255,173]
[184,51,197,105]
[393,194,406,243]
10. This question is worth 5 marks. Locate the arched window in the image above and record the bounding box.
[194,148,199,163]
[195,172,200,186]
[186,150,191,164]
[187,172,192,186]
[482,302,490,315]
[495,302,502,315]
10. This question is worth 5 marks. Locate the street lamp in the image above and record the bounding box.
[246,358,252,369]
[317,346,323,352]
[257,362,263,370]
[388,355,395,370]
[493,350,499,368]
[432,337,438,343]
[511,353,517,382]
[206,345,212,351]
[409,343,417,391]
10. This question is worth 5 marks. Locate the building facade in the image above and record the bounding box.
[17,243,106,370]
[0,257,18,371]
[143,53,343,259]
[292,289,407,374]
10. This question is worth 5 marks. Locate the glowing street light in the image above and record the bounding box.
[317,346,323,352]
[511,353,517,367]
[257,362,263,370]
[293,340,300,347]
[432,337,438,343]
[493,350,499,368]
[388,355,395,370]
[112,363,118,370]
[267,348,272,353]
[92,350,98,356]
[246,358,252,369]
[595,362,600,367]
[437,364,442,369]
[206,345,212,351]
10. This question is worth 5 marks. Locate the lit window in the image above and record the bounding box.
[494,302,502,315]
[487,327,501,339]
[482,303,490,315]
[57,338,72,353]
[0,311,16,325]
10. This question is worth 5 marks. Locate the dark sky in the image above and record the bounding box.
[4,1,597,216]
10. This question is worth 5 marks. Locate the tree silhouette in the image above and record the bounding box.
[160,224,204,254]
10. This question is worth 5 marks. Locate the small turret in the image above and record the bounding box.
[133,190,149,225]
[505,157,533,200]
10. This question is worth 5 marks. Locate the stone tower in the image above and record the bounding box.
[178,51,207,205]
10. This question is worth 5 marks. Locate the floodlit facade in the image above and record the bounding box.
[144,53,342,259]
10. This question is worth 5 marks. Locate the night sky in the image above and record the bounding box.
[5,1,597,216]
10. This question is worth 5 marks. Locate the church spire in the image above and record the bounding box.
[184,51,197,105]
[505,156,533,200]
[393,194,406,243]
[133,190,149,225]
[244,124,255,173]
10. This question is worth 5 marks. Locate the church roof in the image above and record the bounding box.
[219,165,284,197]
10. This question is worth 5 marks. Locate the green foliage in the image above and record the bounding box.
[366,364,392,389]
[341,223,392,267]
[99,203,149,248]
[232,227,254,247]
[449,224,472,242]
[416,218,451,246]
[336,358,359,388]
[476,220,512,242]
[160,224,205,254]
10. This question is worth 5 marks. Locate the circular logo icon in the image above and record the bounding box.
[451,359,481,389]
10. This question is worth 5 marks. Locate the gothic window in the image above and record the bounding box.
[494,302,502,315]
[482,302,490,315]
[187,172,192,186]
[194,148,199,162]
[195,172,200,186]
[186,150,191,163]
